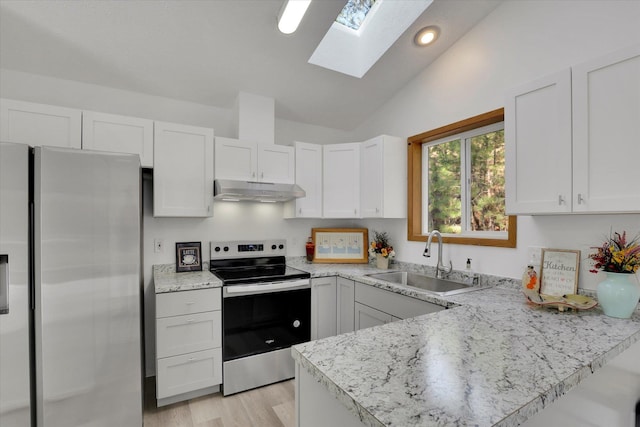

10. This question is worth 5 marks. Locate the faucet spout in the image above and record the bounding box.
[423,230,452,278]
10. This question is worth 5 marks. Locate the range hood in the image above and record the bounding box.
[214,179,305,202]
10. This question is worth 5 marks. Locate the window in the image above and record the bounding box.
[336,0,377,31]
[408,109,516,247]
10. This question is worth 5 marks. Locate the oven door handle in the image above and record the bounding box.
[224,279,310,297]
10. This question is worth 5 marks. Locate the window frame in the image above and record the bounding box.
[407,108,517,247]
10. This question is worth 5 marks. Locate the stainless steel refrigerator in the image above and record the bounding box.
[0,142,142,427]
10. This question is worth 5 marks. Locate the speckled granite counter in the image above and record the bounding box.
[153,264,222,293]
[290,259,640,427]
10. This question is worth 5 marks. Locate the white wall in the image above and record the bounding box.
[354,0,640,290]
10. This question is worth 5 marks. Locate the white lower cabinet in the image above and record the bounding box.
[155,288,222,406]
[337,278,355,334]
[156,348,222,400]
[354,302,394,330]
[311,277,337,340]
[354,282,444,331]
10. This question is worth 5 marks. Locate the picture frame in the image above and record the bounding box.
[539,248,580,296]
[312,228,368,264]
[175,242,202,272]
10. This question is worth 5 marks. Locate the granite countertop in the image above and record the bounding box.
[153,264,222,293]
[290,259,640,427]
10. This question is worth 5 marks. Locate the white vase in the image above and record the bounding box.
[376,254,389,269]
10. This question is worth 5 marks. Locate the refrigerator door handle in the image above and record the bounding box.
[0,254,8,314]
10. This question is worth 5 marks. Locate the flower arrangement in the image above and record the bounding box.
[369,231,395,259]
[588,230,640,274]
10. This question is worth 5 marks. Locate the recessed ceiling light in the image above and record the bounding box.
[414,26,440,46]
[278,0,312,34]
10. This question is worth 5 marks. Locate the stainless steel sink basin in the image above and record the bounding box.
[366,271,487,296]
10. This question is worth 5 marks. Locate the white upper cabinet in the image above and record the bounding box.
[0,98,81,149]
[258,144,295,184]
[153,121,214,217]
[214,137,257,181]
[323,143,361,218]
[284,141,322,218]
[572,44,640,213]
[505,69,573,214]
[505,44,640,215]
[82,111,154,167]
[214,137,294,184]
[360,135,406,218]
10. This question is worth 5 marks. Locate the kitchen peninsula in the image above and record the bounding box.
[291,263,640,427]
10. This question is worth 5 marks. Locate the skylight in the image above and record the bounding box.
[335,0,377,31]
[309,0,434,78]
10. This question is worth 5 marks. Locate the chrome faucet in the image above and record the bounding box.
[423,230,452,278]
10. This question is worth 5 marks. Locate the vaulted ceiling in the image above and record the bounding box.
[0,0,501,130]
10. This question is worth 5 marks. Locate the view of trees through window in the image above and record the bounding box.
[426,127,506,235]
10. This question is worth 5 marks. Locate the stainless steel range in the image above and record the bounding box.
[210,240,311,396]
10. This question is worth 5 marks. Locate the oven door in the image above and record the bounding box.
[222,279,310,362]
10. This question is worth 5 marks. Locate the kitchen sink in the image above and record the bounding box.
[366,271,487,296]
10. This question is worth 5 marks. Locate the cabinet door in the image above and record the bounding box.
[360,137,384,218]
[354,302,393,331]
[572,44,640,213]
[258,145,294,184]
[153,121,214,217]
[364,135,406,218]
[82,111,153,167]
[286,141,322,218]
[505,69,573,214]
[0,98,81,149]
[214,137,257,181]
[323,143,361,218]
[337,278,355,335]
[311,277,337,340]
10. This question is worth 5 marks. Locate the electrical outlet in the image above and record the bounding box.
[154,239,164,253]
[527,246,543,263]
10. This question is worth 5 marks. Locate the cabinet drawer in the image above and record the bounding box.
[156,348,222,399]
[156,311,221,358]
[156,288,221,318]
[355,282,444,320]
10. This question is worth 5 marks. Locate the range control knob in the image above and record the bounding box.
[223,246,229,252]
[293,320,301,328]
[214,246,221,252]
[271,244,277,250]
[278,244,284,250]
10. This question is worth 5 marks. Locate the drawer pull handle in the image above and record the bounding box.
[186,319,195,323]
[188,357,197,361]
[185,301,195,305]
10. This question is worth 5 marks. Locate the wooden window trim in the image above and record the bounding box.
[407,108,517,248]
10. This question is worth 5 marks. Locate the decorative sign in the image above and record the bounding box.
[540,249,580,296]
[312,228,368,264]
[176,242,202,272]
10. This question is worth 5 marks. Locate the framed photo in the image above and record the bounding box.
[312,228,368,264]
[540,248,580,296]
[176,242,202,272]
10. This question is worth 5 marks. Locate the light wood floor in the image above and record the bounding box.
[143,378,295,427]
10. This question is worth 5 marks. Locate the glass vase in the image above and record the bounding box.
[596,272,640,319]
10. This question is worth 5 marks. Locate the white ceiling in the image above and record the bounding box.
[0,0,502,131]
